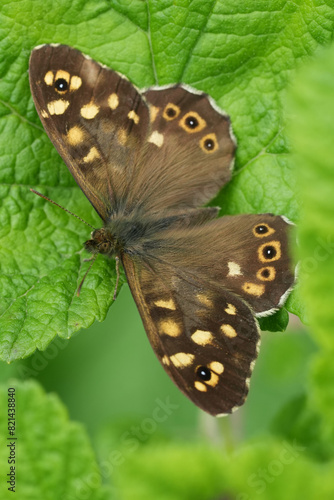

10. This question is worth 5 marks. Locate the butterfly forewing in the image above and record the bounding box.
[29,44,150,220]
[29,45,236,219]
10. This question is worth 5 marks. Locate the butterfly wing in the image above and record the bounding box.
[129,85,236,213]
[30,45,236,221]
[121,213,295,415]
[140,213,296,316]
[122,252,260,416]
[29,44,150,220]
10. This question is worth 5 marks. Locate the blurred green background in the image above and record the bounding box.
[1,0,334,499]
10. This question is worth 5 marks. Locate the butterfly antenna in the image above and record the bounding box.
[30,189,95,229]
[113,256,120,301]
[77,257,96,296]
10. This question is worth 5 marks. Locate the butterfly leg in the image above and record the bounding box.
[77,257,97,296]
[113,256,120,300]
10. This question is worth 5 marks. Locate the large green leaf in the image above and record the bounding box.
[1,0,333,361]
[0,379,110,500]
[110,440,334,500]
[289,43,334,445]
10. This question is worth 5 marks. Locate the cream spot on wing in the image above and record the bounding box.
[108,93,119,110]
[209,361,224,374]
[128,110,140,124]
[81,102,100,119]
[70,75,82,90]
[225,303,237,315]
[170,352,194,367]
[118,129,128,146]
[154,299,176,310]
[162,355,170,366]
[47,100,70,115]
[242,282,265,297]
[194,381,207,392]
[41,110,49,118]
[159,319,181,337]
[250,359,256,371]
[220,324,237,338]
[227,261,242,277]
[44,71,54,86]
[196,293,213,307]
[206,372,219,387]
[149,105,160,122]
[191,330,213,346]
[67,126,84,146]
[148,131,164,147]
[55,70,70,83]
[83,147,100,163]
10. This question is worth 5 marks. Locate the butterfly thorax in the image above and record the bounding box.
[84,228,116,256]
[84,214,164,257]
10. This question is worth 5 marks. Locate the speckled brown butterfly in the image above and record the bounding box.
[29,44,295,416]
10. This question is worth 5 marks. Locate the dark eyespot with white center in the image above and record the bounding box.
[204,138,214,149]
[179,111,206,133]
[256,225,268,235]
[196,366,211,381]
[55,78,68,93]
[200,133,219,154]
[185,115,199,129]
[263,245,276,259]
[253,223,275,238]
[258,240,281,263]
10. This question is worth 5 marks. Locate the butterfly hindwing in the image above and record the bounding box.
[139,213,295,316]
[121,212,294,413]
[122,253,260,416]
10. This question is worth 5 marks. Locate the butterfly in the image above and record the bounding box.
[29,44,295,416]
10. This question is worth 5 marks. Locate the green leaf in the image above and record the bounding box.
[311,353,334,444]
[271,394,333,462]
[1,0,333,359]
[0,379,109,500]
[111,440,334,500]
[258,307,289,332]
[289,43,334,350]
[289,41,334,453]
[244,328,317,438]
